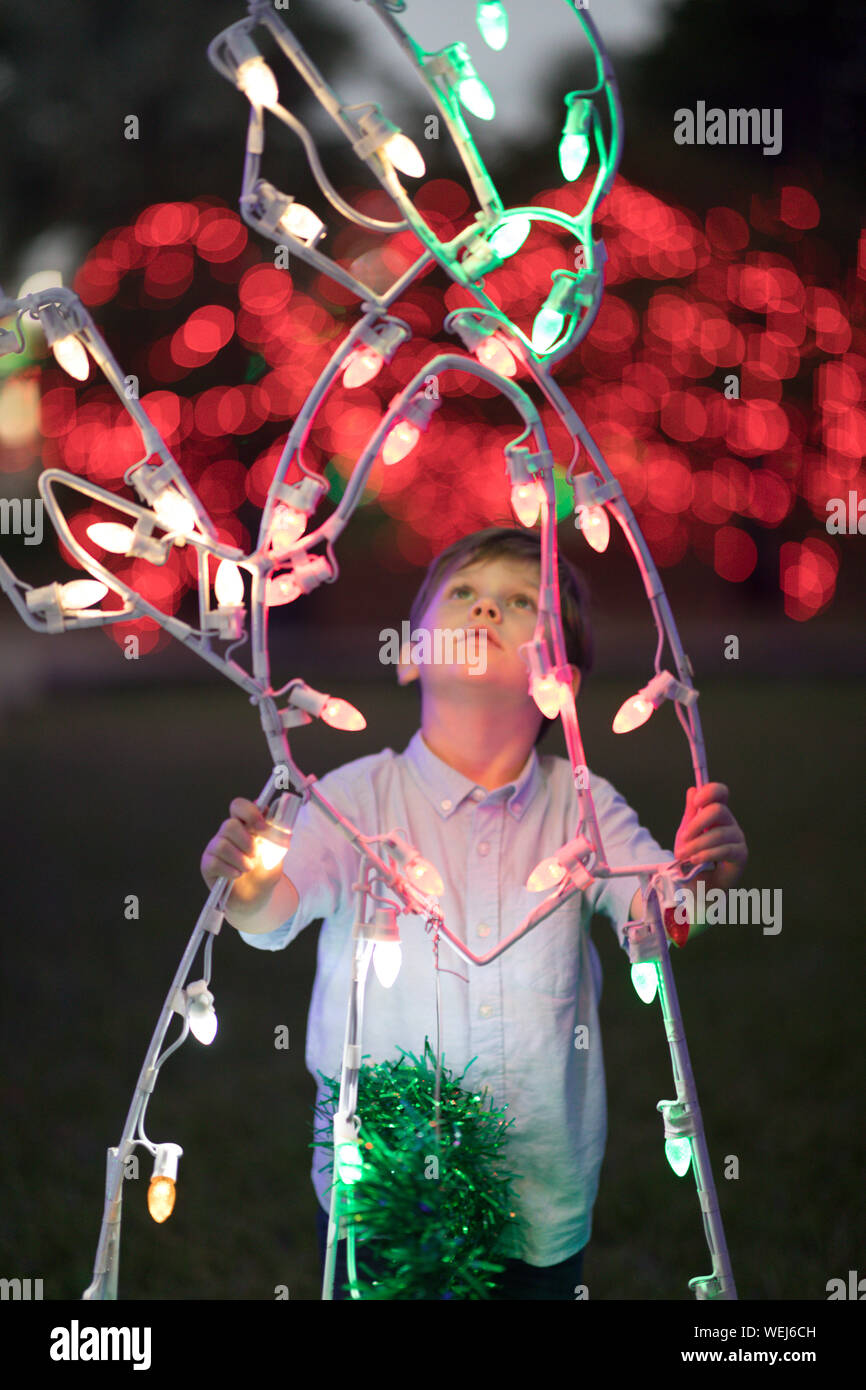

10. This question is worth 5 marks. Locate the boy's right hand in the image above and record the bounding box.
[200,797,285,912]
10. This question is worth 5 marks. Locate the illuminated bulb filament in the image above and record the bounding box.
[214,560,244,608]
[237,57,279,109]
[511,481,543,528]
[476,336,517,377]
[256,837,289,871]
[577,505,610,553]
[373,941,402,989]
[52,335,90,381]
[383,132,425,178]
[612,695,654,734]
[86,522,135,555]
[383,420,420,465]
[147,1176,176,1224]
[321,697,366,732]
[343,348,384,389]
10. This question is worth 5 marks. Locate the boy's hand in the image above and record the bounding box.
[675,783,748,892]
[201,797,286,910]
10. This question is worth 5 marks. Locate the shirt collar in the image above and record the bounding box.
[403,729,541,821]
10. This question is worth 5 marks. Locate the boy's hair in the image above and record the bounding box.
[407,527,594,745]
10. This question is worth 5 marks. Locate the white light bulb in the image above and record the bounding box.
[153,489,197,535]
[476,336,517,376]
[266,573,301,607]
[269,505,306,551]
[237,57,279,109]
[383,420,420,465]
[256,836,288,871]
[532,306,565,353]
[458,75,496,121]
[214,560,244,608]
[343,348,383,389]
[612,694,654,734]
[526,856,567,892]
[488,218,530,258]
[511,481,543,528]
[373,941,402,989]
[87,522,135,555]
[476,1,509,51]
[52,335,90,381]
[59,580,108,610]
[559,133,591,182]
[631,963,659,1005]
[576,504,610,553]
[187,988,218,1046]
[406,855,444,896]
[383,132,425,178]
[279,203,325,243]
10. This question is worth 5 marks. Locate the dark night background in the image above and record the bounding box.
[0,0,863,1314]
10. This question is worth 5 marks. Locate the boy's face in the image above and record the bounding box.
[400,552,578,711]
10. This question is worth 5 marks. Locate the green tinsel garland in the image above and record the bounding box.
[313,1041,520,1300]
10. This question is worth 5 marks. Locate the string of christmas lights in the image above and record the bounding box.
[0,0,737,1300]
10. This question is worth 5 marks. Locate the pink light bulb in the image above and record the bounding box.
[476,336,517,377]
[321,697,366,731]
[511,481,542,528]
[266,574,301,607]
[612,695,654,734]
[269,505,306,552]
[526,856,568,892]
[578,505,610,553]
[383,420,420,465]
[407,855,444,896]
[343,348,384,389]
[531,673,567,719]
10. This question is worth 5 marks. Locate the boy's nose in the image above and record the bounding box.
[471,597,500,621]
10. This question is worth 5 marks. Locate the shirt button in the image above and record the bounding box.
[478,841,490,857]
[479,1004,492,1017]
[477,923,491,937]
[471,788,484,801]
[440,798,452,811]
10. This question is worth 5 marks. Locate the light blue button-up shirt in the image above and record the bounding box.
[240,730,673,1265]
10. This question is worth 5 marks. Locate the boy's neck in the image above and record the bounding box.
[420,702,539,790]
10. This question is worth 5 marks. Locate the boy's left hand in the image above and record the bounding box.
[675,782,748,891]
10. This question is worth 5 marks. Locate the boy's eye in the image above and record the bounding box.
[449,584,472,599]
[512,594,534,609]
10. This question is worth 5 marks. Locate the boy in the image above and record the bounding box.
[200,526,747,1299]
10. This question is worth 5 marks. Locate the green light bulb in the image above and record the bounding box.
[488,216,530,258]
[336,1140,364,1185]
[532,306,564,353]
[559,132,590,181]
[665,1137,692,1177]
[458,76,496,121]
[630,962,659,1005]
[476,1,509,51]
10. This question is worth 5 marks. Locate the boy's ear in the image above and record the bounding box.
[397,640,419,686]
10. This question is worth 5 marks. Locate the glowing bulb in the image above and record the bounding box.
[147,1176,176,1224]
[476,1,509,50]
[576,504,610,553]
[458,76,495,120]
[373,941,402,989]
[631,962,659,1004]
[152,489,197,535]
[488,218,530,258]
[476,336,517,376]
[336,1140,364,1186]
[256,836,289,871]
[383,420,420,465]
[279,202,325,244]
[269,504,306,551]
[383,132,425,178]
[531,673,567,719]
[267,574,301,607]
[612,695,653,734]
[87,522,134,555]
[406,855,444,896]
[343,348,384,389]
[59,580,108,610]
[186,984,218,1045]
[321,697,366,732]
[532,306,565,352]
[665,1137,693,1178]
[559,133,591,182]
[147,1143,182,1223]
[214,560,244,608]
[510,480,543,528]
[52,334,90,381]
[237,57,279,109]
[526,856,567,892]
